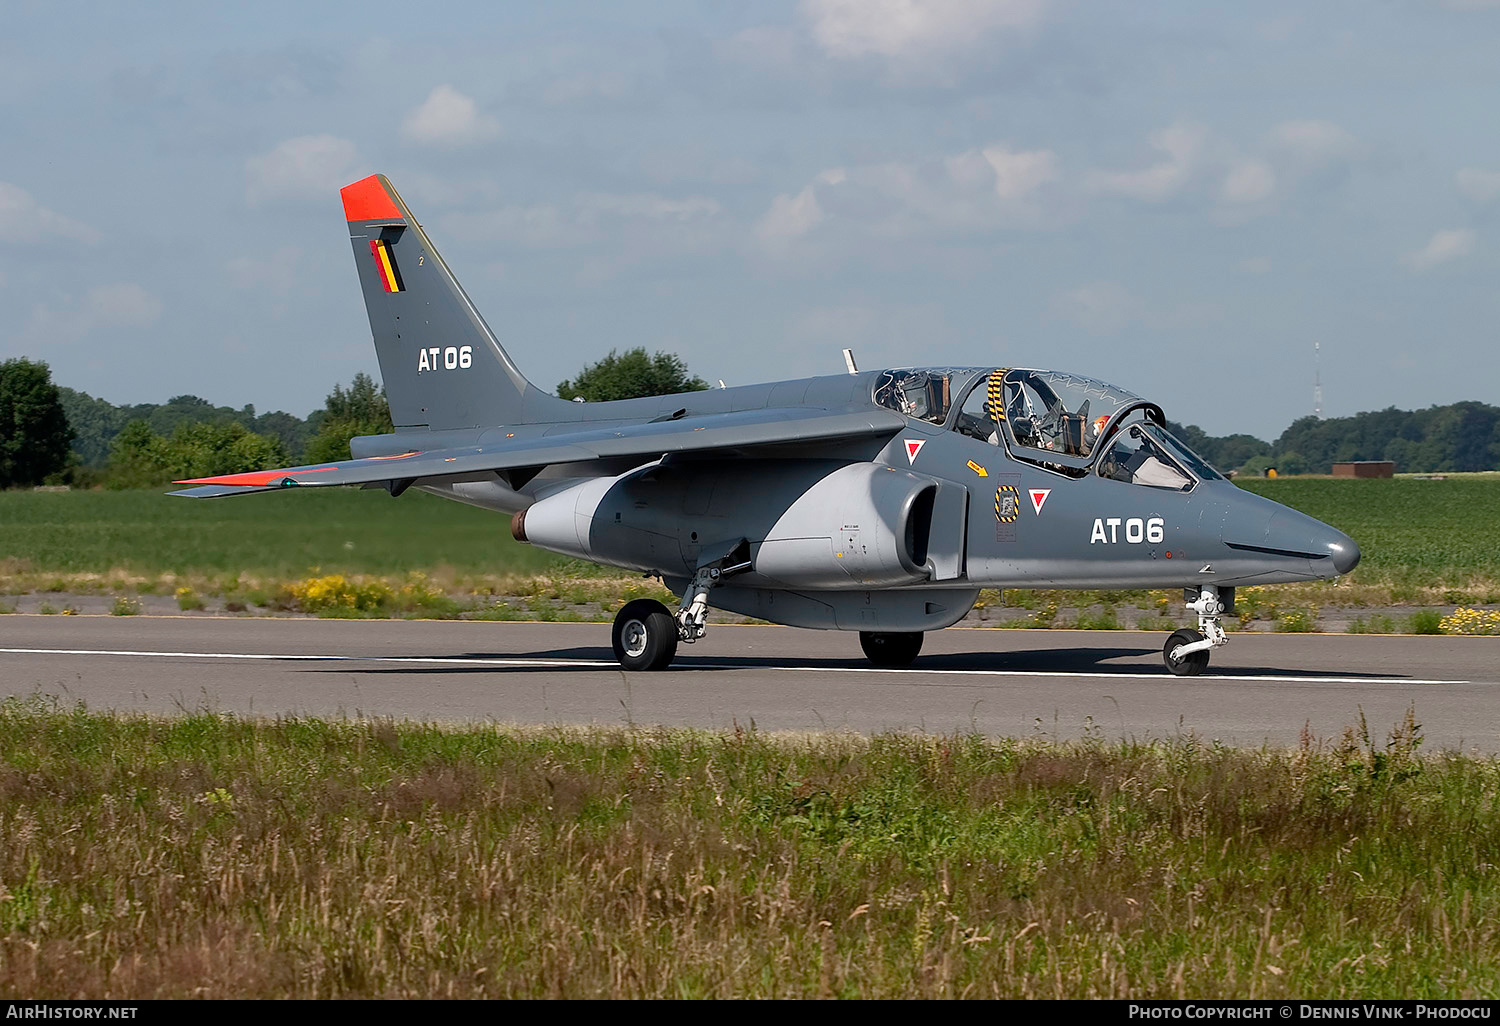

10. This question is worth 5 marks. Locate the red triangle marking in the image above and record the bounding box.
[1029,488,1051,515]
[904,439,925,464]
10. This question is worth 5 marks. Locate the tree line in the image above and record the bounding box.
[1,348,706,489]
[1169,401,1500,476]
[0,351,1493,490]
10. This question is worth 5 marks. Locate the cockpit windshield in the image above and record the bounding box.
[872,369,962,426]
[1000,369,1143,459]
[949,367,1219,488]
[1096,413,1222,490]
[1097,420,1193,490]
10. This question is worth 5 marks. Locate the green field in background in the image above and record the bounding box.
[1236,477,1500,586]
[0,478,1496,587]
[0,488,565,577]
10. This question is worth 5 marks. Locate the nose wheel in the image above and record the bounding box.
[1163,585,1229,676]
[1163,628,1210,676]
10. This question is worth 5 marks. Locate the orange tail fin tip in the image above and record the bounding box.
[340,174,403,223]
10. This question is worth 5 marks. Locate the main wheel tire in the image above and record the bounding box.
[859,631,924,667]
[1163,628,1210,676]
[612,599,679,671]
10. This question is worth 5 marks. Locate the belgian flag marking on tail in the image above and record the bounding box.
[369,239,404,293]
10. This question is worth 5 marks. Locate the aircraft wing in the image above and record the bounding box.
[170,407,907,498]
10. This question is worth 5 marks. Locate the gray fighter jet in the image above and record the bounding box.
[175,174,1360,675]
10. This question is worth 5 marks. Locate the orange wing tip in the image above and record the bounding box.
[174,467,339,487]
[341,175,404,223]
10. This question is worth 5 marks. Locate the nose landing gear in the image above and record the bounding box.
[1164,585,1229,676]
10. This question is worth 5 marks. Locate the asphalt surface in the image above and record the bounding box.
[2,615,1497,751]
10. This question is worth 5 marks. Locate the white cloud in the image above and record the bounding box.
[246,135,358,205]
[788,303,887,346]
[980,146,1056,200]
[1083,119,1356,217]
[761,142,1063,248]
[801,0,1046,59]
[451,204,583,249]
[446,191,726,259]
[756,185,825,243]
[944,145,1054,201]
[1051,281,1141,335]
[23,283,162,347]
[89,283,161,325]
[1268,119,1360,166]
[401,85,499,146]
[0,181,98,244]
[228,245,303,295]
[1088,123,1205,202]
[1221,160,1276,204]
[1403,229,1476,271]
[577,193,721,222]
[543,72,631,107]
[1254,14,1302,41]
[1456,167,1500,203]
[1238,256,1273,274]
[779,300,950,368]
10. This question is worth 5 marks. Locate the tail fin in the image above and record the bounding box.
[341,174,544,430]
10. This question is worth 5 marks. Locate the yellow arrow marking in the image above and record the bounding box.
[967,460,988,477]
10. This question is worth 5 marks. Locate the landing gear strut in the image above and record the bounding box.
[609,558,751,671]
[1163,584,1228,676]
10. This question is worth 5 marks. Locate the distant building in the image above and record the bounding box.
[1332,461,1395,478]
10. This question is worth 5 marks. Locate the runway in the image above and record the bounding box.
[3,615,1497,751]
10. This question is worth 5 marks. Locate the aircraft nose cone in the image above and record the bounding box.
[1325,529,1361,575]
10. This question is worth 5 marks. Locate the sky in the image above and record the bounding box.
[2,0,1498,441]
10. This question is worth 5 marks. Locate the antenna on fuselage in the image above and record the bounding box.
[842,348,859,375]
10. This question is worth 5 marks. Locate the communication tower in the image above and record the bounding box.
[1313,342,1323,418]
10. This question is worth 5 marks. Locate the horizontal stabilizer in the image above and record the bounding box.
[170,483,289,498]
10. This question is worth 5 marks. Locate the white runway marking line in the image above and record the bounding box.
[0,647,1470,685]
[0,648,617,669]
[769,665,1470,685]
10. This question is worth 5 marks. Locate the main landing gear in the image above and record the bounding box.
[609,559,751,671]
[859,631,924,667]
[1163,584,1229,676]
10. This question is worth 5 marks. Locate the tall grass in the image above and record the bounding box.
[2,700,1498,998]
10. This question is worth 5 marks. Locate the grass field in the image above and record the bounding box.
[2,700,1496,999]
[1,480,1497,618]
[1237,478,1500,598]
[0,487,562,578]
